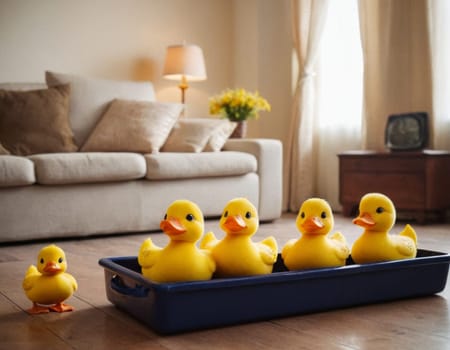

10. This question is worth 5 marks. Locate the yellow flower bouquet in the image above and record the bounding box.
[209,88,271,122]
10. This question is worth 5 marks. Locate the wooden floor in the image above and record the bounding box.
[1,212,449,349]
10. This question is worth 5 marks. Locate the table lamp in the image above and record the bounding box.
[163,43,207,104]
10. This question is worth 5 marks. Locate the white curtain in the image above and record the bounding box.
[287,0,441,213]
[358,0,432,151]
[286,0,362,211]
[285,0,330,212]
[428,0,450,150]
[315,0,363,209]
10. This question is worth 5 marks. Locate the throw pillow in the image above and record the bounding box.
[162,118,236,153]
[204,119,237,151]
[81,98,183,153]
[46,71,156,147]
[0,84,78,156]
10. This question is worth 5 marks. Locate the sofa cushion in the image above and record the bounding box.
[0,84,78,155]
[46,71,156,147]
[144,151,257,180]
[0,156,35,187]
[161,118,236,153]
[28,153,146,185]
[81,99,182,153]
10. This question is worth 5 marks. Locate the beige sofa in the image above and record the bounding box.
[0,72,282,243]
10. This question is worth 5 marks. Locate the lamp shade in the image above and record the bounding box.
[163,44,207,81]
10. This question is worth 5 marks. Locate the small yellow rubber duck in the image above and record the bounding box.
[138,199,215,283]
[282,198,350,270]
[22,244,78,314]
[351,192,417,264]
[200,197,278,277]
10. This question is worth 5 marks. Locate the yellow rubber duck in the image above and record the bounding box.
[200,197,278,277]
[282,198,350,270]
[138,199,215,283]
[351,192,417,264]
[22,244,78,314]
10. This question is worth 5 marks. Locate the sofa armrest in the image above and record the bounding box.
[223,138,282,221]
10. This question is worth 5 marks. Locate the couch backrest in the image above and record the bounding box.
[1,74,156,148]
[0,82,47,91]
[45,72,156,147]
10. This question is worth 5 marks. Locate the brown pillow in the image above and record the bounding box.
[0,84,77,155]
[81,99,183,153]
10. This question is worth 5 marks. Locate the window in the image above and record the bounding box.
[315,0,363,209]
[317,0,363,130]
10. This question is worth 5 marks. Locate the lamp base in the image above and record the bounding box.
[179,76,188,104]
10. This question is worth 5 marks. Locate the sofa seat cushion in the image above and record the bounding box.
[28,153,146,185]
[144,151,257,180]
[0,156,35,187]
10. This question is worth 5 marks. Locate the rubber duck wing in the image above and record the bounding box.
[22,265,39,291]
[395,224,417,257]
[399,224,417,245]
[138,238,161,268]
[329,232,350,260]
[66,273,78,291]
[281,238,297,260]
[329,232,350,259]
[330,232,347,245]
[202,249,216,273]
[258,236,278,264]
[394,237,417,257]
[199,231,218,250]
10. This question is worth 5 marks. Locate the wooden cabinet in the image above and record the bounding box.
[338,150,450,223]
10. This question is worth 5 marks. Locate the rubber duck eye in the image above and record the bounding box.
[164,214,167,220]
[40,258,44,264]
[301,212,305,219]
[223,211,228,218]
[376,207,384,214]
[58,257,63,263]
[245,211,252,219]
[186,214,194,221]
[321,211,327,219]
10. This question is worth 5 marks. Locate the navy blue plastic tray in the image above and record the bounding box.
[99,249,450,334]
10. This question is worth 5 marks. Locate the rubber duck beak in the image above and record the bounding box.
[301,217,324,233]
[224,215,247,233]
[160,218,186,236]
[43,262,61,274]
[353,212,375,228]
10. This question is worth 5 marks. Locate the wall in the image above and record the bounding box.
[0,0,292,142]
[0,0,233,118]
[232,0,292,141]
[360,0,432,151]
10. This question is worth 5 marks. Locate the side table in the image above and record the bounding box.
[338,150,450,223]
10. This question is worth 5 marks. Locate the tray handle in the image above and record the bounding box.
[111,274,150,298]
